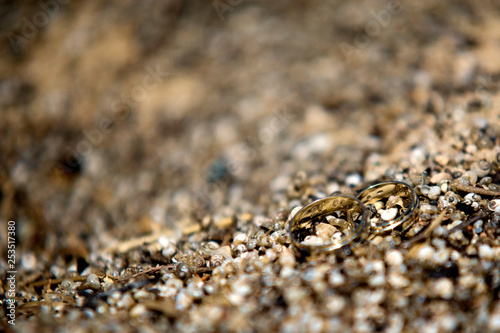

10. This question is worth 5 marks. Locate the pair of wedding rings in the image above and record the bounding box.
[288,181,419,256]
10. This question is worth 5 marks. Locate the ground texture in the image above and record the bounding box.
[1,1,500,332]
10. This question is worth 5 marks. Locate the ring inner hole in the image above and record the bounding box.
[367,191,411,226]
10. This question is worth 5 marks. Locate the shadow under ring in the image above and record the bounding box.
[356,181,419,235]
[288,195,369,256]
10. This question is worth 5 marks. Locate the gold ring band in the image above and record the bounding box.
[288,195,369,256]
[356,181,419,234]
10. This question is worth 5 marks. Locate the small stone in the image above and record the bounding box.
[420,204,438,215]
[431,172,452,183]
[264,248,277,262]
[130,304,148,319]
[432,226,447,237]
[434,155,449,166]
[86,274,101,290]
[279,249,296,267]
[410,147,427,166]
[316,223,338,241]
[450,250,460,261]
[434,278,454,299]
[345,173,362,187]
[380,208,398,221]
[418,245,435,261]
[233,232,249,245]
[302,235,324,246]
[489,313,500,331]
[385,250,404,266]
[438,313,458,332]
[428,186,441,200]
[465,144,478,154]
[440,182,451,193]
[117,293,135,309]
[214,217,236,229]
[432,248,450,265]
[175,290,193,311]
[368,274,386,287]
[387,272,410,288]
[478,245,494,260]
[373,201,384,211]
[328,270,345,287]
[161,241,177,258]
[325,295,346,315]
[386,195,403,208]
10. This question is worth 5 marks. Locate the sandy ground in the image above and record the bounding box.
[1,1,500,332]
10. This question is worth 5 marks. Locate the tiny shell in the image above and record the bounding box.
[488,199,500,212]
[463,170,478,185]
[473,160,491,178]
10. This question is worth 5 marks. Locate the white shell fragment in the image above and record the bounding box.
[380,208,398,221]
[302,235,325,246]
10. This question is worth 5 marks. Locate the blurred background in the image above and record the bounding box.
[0,0,499,270]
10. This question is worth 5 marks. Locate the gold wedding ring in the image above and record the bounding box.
[356,181,419,234]
[288,195,369,256]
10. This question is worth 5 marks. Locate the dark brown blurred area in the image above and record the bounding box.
[1,0,499,266]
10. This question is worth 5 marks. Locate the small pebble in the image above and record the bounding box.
[325,296,346,315]
[478,245,494,260]
[387,272,410,288]
[86,274,101,290]
[434,155,449,166]
[129,304,148,319]
[428,186,441,200]
[385,250,404,266]
[431,172,451,183]
[489,314,500,331]
[417,245,435,261]
[328,270,345,287]
[316,223,338,241]
[420,204,438,215]
[434,278,454,299]
[368,274,386,287]
[233,232,249,245]
[433,248,450,265]
[380,208,398,221]
[279,249,296,267]
[345,173,362,187]
[302,235,324,246]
